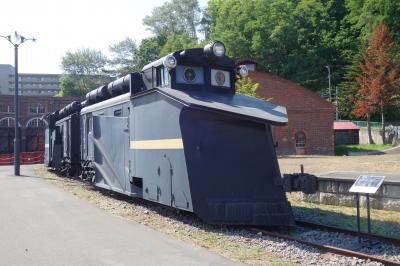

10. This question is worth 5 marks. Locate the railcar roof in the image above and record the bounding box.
[142,48,235,71]
[155,88,288,125]
[80,92,131,115]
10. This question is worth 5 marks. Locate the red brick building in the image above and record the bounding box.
[246,64,335,155]
[0,95,81,154]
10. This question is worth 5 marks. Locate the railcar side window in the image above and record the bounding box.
[114,109,122,117]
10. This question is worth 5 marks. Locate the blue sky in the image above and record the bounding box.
[0,0,208,74]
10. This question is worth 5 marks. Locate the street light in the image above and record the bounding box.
[0,31,36,176]
[325,65,332,102]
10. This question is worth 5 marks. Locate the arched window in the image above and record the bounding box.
[26,118,46,128]
[0,117,15,128]
[295,132,306,148]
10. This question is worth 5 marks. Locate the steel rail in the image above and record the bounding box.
[247,227,400,266]
[295,220,400,246]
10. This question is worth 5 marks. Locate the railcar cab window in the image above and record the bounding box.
[176,65,204,85]
[211,69,230,88]
[157,67,170,87]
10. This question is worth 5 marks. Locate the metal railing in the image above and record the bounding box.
[338,120,382,128]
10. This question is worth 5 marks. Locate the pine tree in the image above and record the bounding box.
[354,23,400,144]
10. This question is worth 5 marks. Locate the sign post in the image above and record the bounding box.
[349,175,385,245]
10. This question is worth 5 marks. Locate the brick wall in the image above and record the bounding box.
[0,95,82,153]
[249,71,335,155]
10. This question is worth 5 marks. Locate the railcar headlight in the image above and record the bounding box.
[212,41,225,57]
[163,55,177,69]
[238,65,249,78]
[204,40,225,58]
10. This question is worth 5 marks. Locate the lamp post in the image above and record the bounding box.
[325,65,332,102]
[0,32,36,176]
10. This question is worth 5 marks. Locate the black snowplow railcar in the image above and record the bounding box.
[45,41,294,226]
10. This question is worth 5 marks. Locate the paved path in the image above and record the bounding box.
[0,165,239,266]
[383,145,400,155]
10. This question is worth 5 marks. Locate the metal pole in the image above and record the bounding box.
[1,32,35,177]
[335,86,339,120]
[356,193,361,243]
[14,44,20,176]
[367,194,372,244]
[326,65,332,102]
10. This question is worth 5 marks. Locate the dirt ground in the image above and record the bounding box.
[278,154,400,174]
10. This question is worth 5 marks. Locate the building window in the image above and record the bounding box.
[29,104,45,114]
[295,132,306,148]
[0,117,15,127]
[27,118,46,128]
[0,105,15,113]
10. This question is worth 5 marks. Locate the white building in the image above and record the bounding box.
[0,64,61,96]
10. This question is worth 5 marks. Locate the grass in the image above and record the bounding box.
[287,192,400,238]
[335,144,393,156]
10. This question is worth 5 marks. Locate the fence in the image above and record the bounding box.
[338,120,382,128]
[0,151,44,166]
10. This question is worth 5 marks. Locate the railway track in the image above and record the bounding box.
[248,221,400,266]
[295,220,400,246]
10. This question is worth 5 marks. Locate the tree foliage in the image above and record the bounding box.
[56,76,81,97]
[109,37,139,76]
[236,76,273,102]
[202,0,400,122]
[236,77,259,97]
[135,37,164,70]
[57,0,400,125]
[353,23,400,143]
[159,33,200,56]
[143,0,201,39]
[204,0,347,92]
[60,48,110,96]
[61,48,108,76]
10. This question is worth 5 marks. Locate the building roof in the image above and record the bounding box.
[237,59,258,66]
[333,121,360,130]
[248,71,335,112]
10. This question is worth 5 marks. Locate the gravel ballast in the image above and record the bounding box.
[35,167,398,265]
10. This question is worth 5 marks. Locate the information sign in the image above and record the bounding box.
[349,175,385,194]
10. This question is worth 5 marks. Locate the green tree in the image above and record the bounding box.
[135,37,164,70]
[159,33,199,56]
[339,0,400,120]
[60,48,110,96]
[236,77,259,97]
[56,76,81,97]
[109,37,139,76]
[204,0,348,92]
[344,0,400,44]
[143,0,201,39]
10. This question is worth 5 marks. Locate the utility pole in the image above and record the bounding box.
[335,86,339,120]
[1,32,36,176]
[325,65,332,102]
